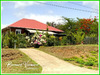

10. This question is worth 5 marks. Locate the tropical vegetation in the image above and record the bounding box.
[2,16,98,48]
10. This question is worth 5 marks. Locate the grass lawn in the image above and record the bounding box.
[38,44,98,70]
[2,49,42,73]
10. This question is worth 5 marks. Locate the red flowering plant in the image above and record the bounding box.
[75,17,96,35]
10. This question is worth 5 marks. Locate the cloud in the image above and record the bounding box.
[1,24,9,29]
[12,1,46,8]
[1,6,3,11]
[82,1,99,10]
[82,1,99,18]
[11,1,68,8]
[14,11,63,24]
[24,14,63,24]
[14,10,26,18]
[48,10,53,14]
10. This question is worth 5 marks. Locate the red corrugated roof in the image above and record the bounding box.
[8,18,64,32]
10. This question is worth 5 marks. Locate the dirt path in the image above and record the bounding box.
[19,48,98,74]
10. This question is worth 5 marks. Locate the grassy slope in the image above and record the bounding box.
[38,44,98,70]
[2,49,42,73]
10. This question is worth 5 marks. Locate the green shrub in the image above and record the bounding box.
[87,57,98,62]
[88,66,92,69]
[86,55,89,57]
[64,58,75,61]
[79,64,84,67]
[2,32,28,48]
[46,38,54,46]
[72,30,85,44]
[61,36,68,45]
[90,51,97,54]
[75,58,85,64]
[46,35,61,46]
[85,61,95,66]
[64,57,79,61]
[85,57,98,66]
[54,40,61,46]
[93,62,98,67]
[2,32,10,48]
[16,34,28,48]
[72,56,78,59]
[80,55,84,58]
[92,54,97,56]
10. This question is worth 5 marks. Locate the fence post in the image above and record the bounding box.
[14,40,17,49]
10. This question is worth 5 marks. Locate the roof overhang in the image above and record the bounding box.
[9,26,64,33]
[26,29,57,35]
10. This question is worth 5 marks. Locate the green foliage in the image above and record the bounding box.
[64,57,78,61]
[46,35,56,46]
[75,58,85,64]
[64,58,75,61]
[64,56,98,68]
[85,57,98,66]
[64,57,85,64]
[89,34,97,37]
[54,17,98,45]
[17,34,28,48]
[2,32,28,48]
[55,17,77,45]
[87,57,98,62]
[60,36,68,45]
[8,32,18,48]
[86,54,89,57]
[90,18,98,37]
[79,64,84,67]
[85,60,95,66]
[88,66,92,69]
[72,30,85,44]
[80,55,84,58]
[2,33,10,48]
[90,51,97,54]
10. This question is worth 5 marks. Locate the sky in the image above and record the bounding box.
[1,1,99,29]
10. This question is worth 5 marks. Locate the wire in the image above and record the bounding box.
[36,2,99,14]
[68,2,99,11]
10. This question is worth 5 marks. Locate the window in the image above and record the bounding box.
[16,29,21,34]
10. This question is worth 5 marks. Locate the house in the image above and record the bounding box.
[2,18,64,37]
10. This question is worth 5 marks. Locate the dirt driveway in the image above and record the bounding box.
[19,48,98,74]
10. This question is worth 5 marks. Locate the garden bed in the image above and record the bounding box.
[2,49,42,73]
[38,44,98,70]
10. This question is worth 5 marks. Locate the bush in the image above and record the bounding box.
[46,38,54,46]
[75,58,85,64]
[31,31,47,47]
[85,61,95,66]
[64,57,79,61]
[79,64,84,67]
[85,57,97,66]
[2,32,28,48]
[88,66,92,69]
[46,35,56,46]
[54,39,61,46]
[93,62,98,66]
[61,36,68,45]
[2,32,10,48]
[72,30,85,44]
[17,34,28,48]
[87,57,98,62]
[90,51,97,54]
[64,58,75,61]
[80,55,84,58]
